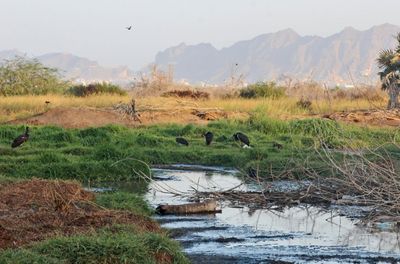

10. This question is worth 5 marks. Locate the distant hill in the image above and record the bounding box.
[0,49,25,61]
[2,24,399,86]
[0,51,133,85]
[153,23,400,85]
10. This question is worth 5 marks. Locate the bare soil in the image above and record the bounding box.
[0,179,160,249]
[7,107,246,128]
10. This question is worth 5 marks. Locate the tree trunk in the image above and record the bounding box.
[387,84,400,109]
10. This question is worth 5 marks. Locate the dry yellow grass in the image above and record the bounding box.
[137,96,386,118]
[0,94,130,122]
[0,94,388,123]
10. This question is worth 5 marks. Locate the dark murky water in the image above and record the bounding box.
[145,165,400,264]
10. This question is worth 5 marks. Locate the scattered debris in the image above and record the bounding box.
[191,109,227,120]
[113,98,142,123]
[324,109,400,127]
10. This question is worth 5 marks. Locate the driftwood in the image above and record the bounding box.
[156,200,221,215]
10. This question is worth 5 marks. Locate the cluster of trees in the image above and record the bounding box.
[0,56,68,95]
[0,56,125,96]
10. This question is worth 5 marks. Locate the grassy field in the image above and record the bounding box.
[0,115,397,182]
[0,94,388,123]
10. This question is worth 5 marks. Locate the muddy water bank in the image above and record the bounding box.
[146,165,400,264]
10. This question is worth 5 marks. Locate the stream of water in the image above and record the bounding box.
[145,165,400,264]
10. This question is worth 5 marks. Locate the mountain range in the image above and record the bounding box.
[154,23,400,85]
[1,23,399,86]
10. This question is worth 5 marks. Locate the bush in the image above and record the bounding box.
[0,56,69,96]
[161,89,210,99]
[67,82,127,97]
[296,98,312,110]
[239,82,286,99]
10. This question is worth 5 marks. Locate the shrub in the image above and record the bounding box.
[0,56,69,96]
[66,82,127,97]
[296,98,312,110]
[161,89,210,99]
[239,82,286,99]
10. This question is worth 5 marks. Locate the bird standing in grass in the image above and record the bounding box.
[272,142,283,150]
[233,132,250,147]
[176,137,189,146]
[12,127,30,148]
[203,131,213,146]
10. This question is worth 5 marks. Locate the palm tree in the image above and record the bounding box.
[377,33,400,109]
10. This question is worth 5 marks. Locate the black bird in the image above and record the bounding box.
[45,101,50,104]
[12,127,29,148]
[126,26,132,30]
[203,131,213,146]
[176,137,189,146]
[272,142,283,150]
[233,132,250,147]
[247,167,257,178]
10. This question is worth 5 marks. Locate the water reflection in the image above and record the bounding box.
[146,167,400,262]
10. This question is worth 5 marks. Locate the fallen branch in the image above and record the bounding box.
[156,200,221,215]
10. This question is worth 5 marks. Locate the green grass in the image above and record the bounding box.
[0,228,189,264]
[96,191,154,216]
[0,116,398,181]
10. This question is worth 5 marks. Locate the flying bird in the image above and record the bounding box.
[233,132,250,147]
[203,131,213,146]
[176,137,189,146]
[126,26,132,30]
[12,127,30,148]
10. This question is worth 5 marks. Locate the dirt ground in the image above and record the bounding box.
[7,105,400,129]
[323,109,400,127]
[0,179,160,249]
[7,107,247,128]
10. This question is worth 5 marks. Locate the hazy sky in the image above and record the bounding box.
[1,0,400,69]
